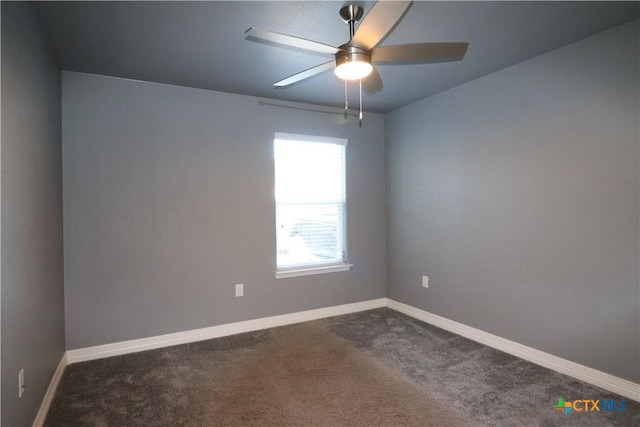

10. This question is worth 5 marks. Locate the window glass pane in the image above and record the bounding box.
[274,135,346,270]
[275,139,345,203]
[276,203,343,267]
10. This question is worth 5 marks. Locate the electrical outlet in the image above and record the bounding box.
[18,369,25,398]
[235,283,244,297]
[422,275,429,288]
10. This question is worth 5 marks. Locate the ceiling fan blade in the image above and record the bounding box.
[372,42,469,64]
[245,28,339,55]
[363,67,383,94]
[274,60,335,87]
[351,1,412,51]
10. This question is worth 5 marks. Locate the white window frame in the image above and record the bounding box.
[274,132,352,279]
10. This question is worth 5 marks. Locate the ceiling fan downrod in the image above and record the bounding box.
[339,5,364,39]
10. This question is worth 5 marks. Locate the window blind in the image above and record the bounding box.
[274,133,347,271]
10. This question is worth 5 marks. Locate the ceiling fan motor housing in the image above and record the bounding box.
[335,45,372,80]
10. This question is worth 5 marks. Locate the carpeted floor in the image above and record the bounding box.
[325,309,639,426]
[47,308,638,426]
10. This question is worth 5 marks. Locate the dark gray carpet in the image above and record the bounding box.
[46,308,638,426]
[325,309,640,427]
[46,317,468,426]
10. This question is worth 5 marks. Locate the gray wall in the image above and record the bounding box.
[385,20,639,382]
[1,2,66,426]
[62,72,386,349]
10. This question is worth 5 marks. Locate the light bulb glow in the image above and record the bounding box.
[334,46,373,81]
[335,61,373,80]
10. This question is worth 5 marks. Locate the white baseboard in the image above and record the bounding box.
[32,352,68,427]
[67,298,387,364]
[386,298,640,402]
[60,296,639,404]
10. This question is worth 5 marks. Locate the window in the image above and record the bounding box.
[274,133,351,278]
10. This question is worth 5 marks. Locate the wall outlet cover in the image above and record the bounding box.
[18,369,25,397]
[422,276,429,288]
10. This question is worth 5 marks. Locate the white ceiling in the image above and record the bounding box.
[33,1,639,113]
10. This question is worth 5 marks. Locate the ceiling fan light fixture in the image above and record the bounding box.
[335,47,372,80]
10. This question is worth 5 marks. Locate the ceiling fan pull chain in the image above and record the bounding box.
[344,79,349,118]
[359,79,363,127]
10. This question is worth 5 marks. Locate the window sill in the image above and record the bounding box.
[275,264,353,279]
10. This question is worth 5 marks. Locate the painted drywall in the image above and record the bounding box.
[385,20,639,382]
[1,2,66,425]
[62,72,386,349]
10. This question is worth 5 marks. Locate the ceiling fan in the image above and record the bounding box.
[244,1,469,95]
